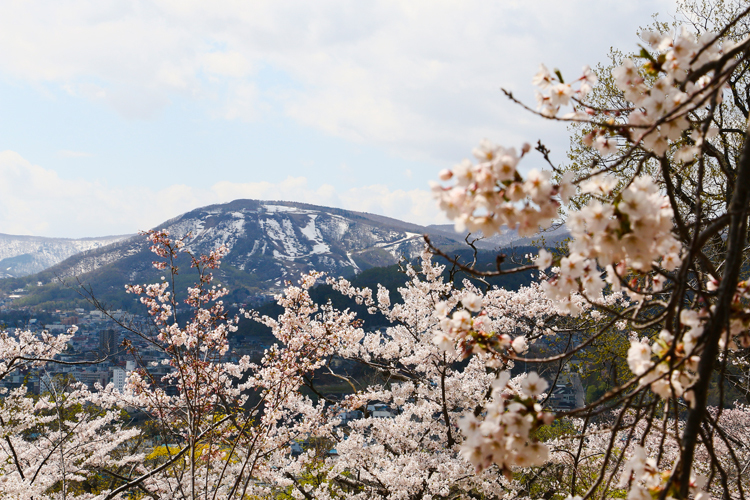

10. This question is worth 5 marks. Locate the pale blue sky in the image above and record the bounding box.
[0,0,678,237]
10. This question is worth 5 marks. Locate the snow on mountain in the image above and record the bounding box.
[19,200,465,296]
[299,214,331,255]
[425,223,570,249]
[0,233,131,278]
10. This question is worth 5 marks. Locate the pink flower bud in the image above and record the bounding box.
[438,169,453,181]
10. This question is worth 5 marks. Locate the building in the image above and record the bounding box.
[367,403,394,418]
[112,367,126,393]
[99,328,117,356]
[547,370,585,411]
[71,370,109,390]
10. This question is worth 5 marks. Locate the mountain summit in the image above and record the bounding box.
[3,199,467,309]
[148,199,462,285]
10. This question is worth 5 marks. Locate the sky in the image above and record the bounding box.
[0,0,680,238]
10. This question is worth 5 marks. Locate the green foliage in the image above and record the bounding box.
[275,438,340,499]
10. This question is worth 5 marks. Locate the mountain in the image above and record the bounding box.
[1,200,468,310]
[426,223,570,249]
[0,233,131,278]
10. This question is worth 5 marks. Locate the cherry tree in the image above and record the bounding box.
[428,5,750,499]
[259,252,595,499]
[85,233,599,500]
[0,328,141,499]
[84,230,367,499]
[112,7,750,498]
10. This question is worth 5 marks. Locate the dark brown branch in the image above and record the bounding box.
[678,125,750,498]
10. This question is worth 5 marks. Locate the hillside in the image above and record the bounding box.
[0,199,468,310]
[425,223,570,249]
[0,233,130,278]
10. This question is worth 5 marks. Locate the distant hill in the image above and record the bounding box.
[0,199,470,310]
[425,223,570,249]
[0,233,131,278]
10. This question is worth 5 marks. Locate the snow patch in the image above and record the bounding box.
[317,215,350,240]
[182,215,245,254]
[229,218,245,233]
[376,232,421,249]
[264,204,297,213]
[248,240,261,256]
[263,204,316,215]
[300,215,331,255]
[346,252,361,273]
[261,218,304,259]
[260,218,284,241]
[166,218,204,241]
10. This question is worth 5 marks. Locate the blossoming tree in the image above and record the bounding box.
[428,4,750,498]
[262,252,603,499]
[0,328,141,499]
[80,230,369,499]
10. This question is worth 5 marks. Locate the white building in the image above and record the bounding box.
[112,367,126,393]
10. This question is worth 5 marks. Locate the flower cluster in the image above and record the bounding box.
[458,371,553,474]
[627,315,702,405]
[624,280,750,405]
[535,27,740,158]
[433,140,680,311]
[609,28,733,157]
[542,174,681,306]
[433,290,531,364]
[431,139,575,237]
[533,63,597,117]
[431,278,605,358]
[620,445,709,500]
[126,280,172,323]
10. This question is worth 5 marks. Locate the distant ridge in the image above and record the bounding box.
[0,199,466,309]
[0,233,131,278]
[425,223,570,249]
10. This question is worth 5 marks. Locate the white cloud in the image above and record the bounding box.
[0,151,445,238]
[0,0,679,160]
[200,51,253,78]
